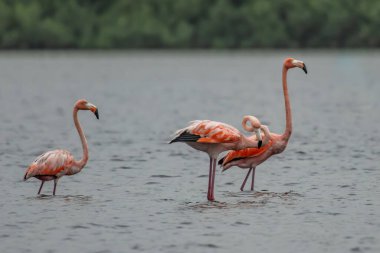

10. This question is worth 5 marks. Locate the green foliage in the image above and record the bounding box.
[0,0,379,48]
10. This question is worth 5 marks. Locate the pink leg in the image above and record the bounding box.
[207,158,216,201]
[207,157,213,201]
[250,167,256,191]
[53,179,58,196]
[240,168,252,191]
[37,181,45,195]
[210,159,217,201]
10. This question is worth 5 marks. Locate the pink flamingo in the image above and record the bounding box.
[170,116,263,201]
[23,99,99,195]
[219,58,307,191]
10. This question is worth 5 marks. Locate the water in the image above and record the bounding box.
[0,51,379,253]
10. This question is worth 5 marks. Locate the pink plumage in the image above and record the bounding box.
[219,58,308,191]
[170,116,263,201]
[23,99,99,195]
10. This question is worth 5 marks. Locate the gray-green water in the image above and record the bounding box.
[0,51,379,253]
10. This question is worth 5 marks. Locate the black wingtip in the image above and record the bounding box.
[170,132,201,143]
[94,109,99,119]
[218,157,225,165]
[258,140,262,148]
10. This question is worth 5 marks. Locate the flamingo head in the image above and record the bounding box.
[242,115,263,148]
[284,58,307,74]
[75,99,99,119]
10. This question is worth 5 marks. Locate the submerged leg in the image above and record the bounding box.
[240,168,252,191]
[53,179,58,196]
[37,181,45,195]
[250,167,256,191]
[207,157,216,201]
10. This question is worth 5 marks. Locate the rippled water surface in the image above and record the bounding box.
[0,51,379,253]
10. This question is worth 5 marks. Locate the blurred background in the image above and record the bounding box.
[0,0,379,49]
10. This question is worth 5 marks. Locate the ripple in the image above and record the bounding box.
[113,224,129,228]
[283,182,300,186]
[26,195,93,203]
[183,199,271,210]
[233,221,250,226]
[88,223,108,228]
[159,198,174,202]
[145,181,159,185]
[119,166,133,169]
[110,157,125,162]
[133,159,147,162]
[151,174,179,178]
[180,221,192,225]
[70,225,89,229]
[169,152,190,157]
[351,247,361,252]
[197,243,219,249]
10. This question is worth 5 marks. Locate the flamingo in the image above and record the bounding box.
[23,99,99,195]
[218,57,307,191]
[220,124,273,191]
[169,116,263,201]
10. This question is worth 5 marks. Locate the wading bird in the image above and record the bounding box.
[219,58,307,191]
[220,124,273,191]
[24,99,99,195]
[170,116,263,201]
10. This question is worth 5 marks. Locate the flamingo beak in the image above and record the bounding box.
[302,63,308,74]
[86,103,99,119]
[255,129,262,148]
[94,108,99,119]
[292,60,307,74]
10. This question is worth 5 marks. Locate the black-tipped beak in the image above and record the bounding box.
[94,109,99,119]
[258,140,262,149]
[302,63,307,74]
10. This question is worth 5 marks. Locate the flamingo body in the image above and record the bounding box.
[24,150,77,181]
[220,139,275,167]
[171,120,254,157]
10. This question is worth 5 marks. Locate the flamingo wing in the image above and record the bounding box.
[24,150,74,180]
[219,140,274,166]
[170,120,241,144]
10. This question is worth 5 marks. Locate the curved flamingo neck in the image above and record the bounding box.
[281,66,292,141]
[261,125,272,146]
[73,107,88,168]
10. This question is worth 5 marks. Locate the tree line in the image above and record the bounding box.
[0,0,379,49]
